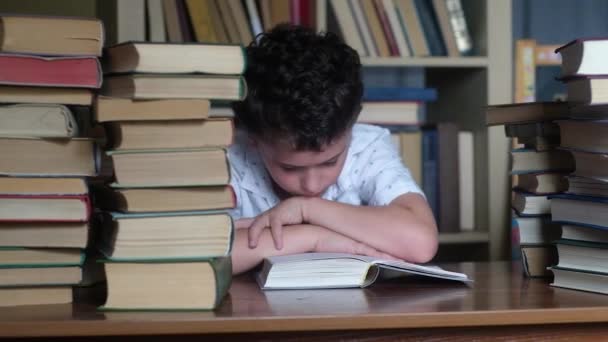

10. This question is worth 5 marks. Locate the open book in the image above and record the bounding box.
[256,253,472,290]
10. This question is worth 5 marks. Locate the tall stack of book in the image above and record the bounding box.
[546,38,608,295]
[0,15,103,306]
[486,102,574,277]
[94,41,245,310]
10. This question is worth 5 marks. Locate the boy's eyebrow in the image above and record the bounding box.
[279,147,346,168]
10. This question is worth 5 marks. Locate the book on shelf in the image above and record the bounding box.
[0,54,102,89]
[554,239,608,274]
[0,137,97,177]
[0,15,103,56]
[0,265,82,287]
[163,0,184,42]
[0,86,94,106]
[511,191,551,217]
[561,224,608,244]
[94,185,235,213]
[0,286,73,307]
[549,266,608,295]
[95,97,210,122]
[514,135,560,152]
[244,0,263,37]
[103,42,245,74]
[558,119,608,153]
[373,0,399,56]
[185,0,219,43]
[398,130,423,187]
[515,173,568,194]
[556,38,608,77]
[357,101,422,125]
[363,87,438,102]
[512,216,560,246]
[0,195,91,222]
[102,74,247,101]
[551,194,608,229]
[0,248,84,267]
[108,148,230,187]
[97,0,146,45]
[96,211,233,260]
[505,121,560,141]
[100,257,231,310]
[437,123,460,232]
[414,0,446,56]
[567,176,608,197]
[569,150,608,181]
[458,131,475,231]
[0,222,89,249]
[521,245,557,278]
[146,0,167,42]
[256,252,471,290]
[227,0,254,44]
[105,118,234,150]
[362,0,390,57]
[381,0,412,57]
[434,0,473,56]
[328,0,367,56]
[565,75,608,106]
[0,178,87,196]
[395,0,430,56]
[349,0,378,57]
[485,102,570,126]
[509,149,574,175]
[0,104,79,138]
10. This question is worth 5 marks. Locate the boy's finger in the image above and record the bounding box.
[248,216,266,248]
[269,217,283,250]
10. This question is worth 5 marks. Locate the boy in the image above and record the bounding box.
[229,25,438,275]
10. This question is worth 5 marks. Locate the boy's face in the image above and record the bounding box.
[255,132,351,198]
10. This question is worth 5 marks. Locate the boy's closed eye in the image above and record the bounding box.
[279,156,340,172]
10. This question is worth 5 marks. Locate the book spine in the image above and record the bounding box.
[211,257,232,308]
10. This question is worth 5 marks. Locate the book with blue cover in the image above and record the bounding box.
[550,193,608,229]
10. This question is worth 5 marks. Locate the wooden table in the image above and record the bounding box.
[2,261,608,341]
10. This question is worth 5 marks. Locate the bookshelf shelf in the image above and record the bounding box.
[439,231,489,244]
[361,57,489,68]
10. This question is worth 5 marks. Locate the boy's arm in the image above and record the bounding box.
[301,193,438,263]
[247,193,437,264]
[232,223,397,275]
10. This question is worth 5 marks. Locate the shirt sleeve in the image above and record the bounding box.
[358,130,425,206]
[227,149,244,220]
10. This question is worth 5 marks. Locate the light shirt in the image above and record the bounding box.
[227,123,424,220]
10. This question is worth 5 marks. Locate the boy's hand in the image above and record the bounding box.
[314,227,400,260]
[248,197,308,250]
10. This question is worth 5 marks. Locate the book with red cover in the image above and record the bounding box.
[373,0,399,56]
[0,194,91,222]
[0,54,102,89]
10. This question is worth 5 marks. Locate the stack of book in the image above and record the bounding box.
[0,15,104,306]
[545,38,608,295]
[486,102,574,277]
[94,41,245,310]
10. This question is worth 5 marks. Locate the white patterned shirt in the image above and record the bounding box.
[227,123,424,219]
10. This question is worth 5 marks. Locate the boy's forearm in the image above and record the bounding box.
[231,225,318,275]
[301,195,438,263]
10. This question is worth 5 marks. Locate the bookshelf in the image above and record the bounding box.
[0,0,513,260]
[319,0,513,259]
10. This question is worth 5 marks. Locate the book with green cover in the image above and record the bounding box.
[96,210,234,260]
[99,257,231,311]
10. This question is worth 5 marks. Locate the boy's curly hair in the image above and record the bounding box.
[233,24,363,151]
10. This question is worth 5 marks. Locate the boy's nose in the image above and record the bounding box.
[301,173,322,197]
